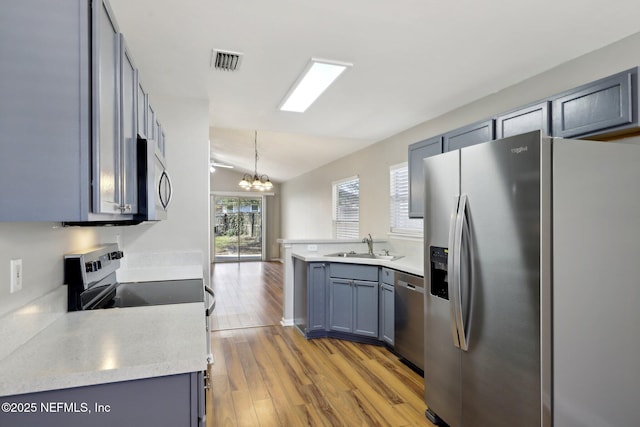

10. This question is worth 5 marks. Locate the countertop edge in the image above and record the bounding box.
[0,358,207,397]
[292,252,423,277]
[0,303,208,397]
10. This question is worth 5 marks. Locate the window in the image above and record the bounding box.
[333,176,359,239]
[390,163,423,234]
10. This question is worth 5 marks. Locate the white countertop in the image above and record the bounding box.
[0,302,207,397]
[292,251,423,277]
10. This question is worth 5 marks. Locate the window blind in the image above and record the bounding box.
[333,176,359,239]
[390,164,422,234]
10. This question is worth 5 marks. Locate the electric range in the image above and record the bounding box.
[64,244,214,314]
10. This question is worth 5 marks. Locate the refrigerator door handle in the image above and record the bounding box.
[448,195,461,348]
[453,194,470,351]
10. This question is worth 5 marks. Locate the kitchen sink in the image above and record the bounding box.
[324,251,403,261]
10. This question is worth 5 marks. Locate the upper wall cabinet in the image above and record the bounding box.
[0,0,160,223]
[496,101,551,139]
[137,80,148,139]
[119,35,139,215]
[408,136,442,218]
[0,0,93,221]
[93,1,121,215]
[552,68,637,139]
[443,119,495,152]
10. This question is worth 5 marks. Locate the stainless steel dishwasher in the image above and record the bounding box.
[394,271,425,372]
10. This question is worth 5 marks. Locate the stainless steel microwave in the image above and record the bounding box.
[136,138,172,222]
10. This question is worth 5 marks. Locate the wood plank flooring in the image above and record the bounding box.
[210,262,284,331]
[207,261,434,427]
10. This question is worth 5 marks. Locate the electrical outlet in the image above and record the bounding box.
[10,259,22,293]
[307,244,318,252]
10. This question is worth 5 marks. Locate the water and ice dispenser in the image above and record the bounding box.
[429,246,449,300]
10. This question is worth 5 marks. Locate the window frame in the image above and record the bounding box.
[389,162,423,237]
[332,175,360,239]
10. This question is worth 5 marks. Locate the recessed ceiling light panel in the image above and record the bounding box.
[279,58,352,113]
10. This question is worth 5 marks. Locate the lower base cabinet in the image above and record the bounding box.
[293,260,394,345]
[328,277,379,338]
[379,283,394,346]
[0,371,205,427]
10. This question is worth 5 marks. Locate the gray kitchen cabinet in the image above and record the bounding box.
[443,119,495,152]
[293,259,328,336]
[496,101,551,139]
[147,100,167,155]
[137,80,148,139]
[329,277,354,333]
[408,136,442,218]
[0,371,206,427]
[307,262,328,332]
[380,283,394,346]
[353,279,379,337]
[92,2,138,216]
[0,0,147,222]
[119,35,138,215]
[158,122,166,156]
[0,0,91,221]
[293,257,308,333]
[379,268,395,346]
[93,0,120,215]
[148,102,157,141]
[552,68,637,138]
[380,267,394,286]
[329,264,379,338]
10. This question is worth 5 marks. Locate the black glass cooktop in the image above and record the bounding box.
[111,279,204,308]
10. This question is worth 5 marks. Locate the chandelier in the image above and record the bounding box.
[239,131,273,191]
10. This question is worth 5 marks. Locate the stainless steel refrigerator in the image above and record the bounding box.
[423,130,640,427]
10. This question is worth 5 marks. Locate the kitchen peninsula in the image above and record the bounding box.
[278,237,423,327]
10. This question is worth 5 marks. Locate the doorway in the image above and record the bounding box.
[213,195,263,262]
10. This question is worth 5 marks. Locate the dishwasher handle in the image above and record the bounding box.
[395,278,425,294]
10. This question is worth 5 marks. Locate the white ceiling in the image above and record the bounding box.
[110,0,640,181]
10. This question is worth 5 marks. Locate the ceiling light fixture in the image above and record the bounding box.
[279,58,352,113]
[239,131,273,191]
[211,162,234,169]
[209,159,234,173]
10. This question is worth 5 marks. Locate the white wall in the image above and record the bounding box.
[210,166,281,260]
[0,225,100,317]
[106,95,211,281]
[0,95,210,317]
[281,31,640,240]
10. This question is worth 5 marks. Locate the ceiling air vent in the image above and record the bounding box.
[211,49,243,71]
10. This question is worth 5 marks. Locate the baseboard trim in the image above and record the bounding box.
[280,317,294,327]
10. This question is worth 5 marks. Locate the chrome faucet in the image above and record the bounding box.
[362,233,374,256]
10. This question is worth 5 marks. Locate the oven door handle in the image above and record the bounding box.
[204,285,216,316]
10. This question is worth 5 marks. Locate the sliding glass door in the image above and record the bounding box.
[213,196,263,262]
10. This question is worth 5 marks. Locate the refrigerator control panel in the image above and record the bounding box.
[430,246,449,300]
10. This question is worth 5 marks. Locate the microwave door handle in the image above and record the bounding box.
[164,171,173,208]
[159,171,173,210]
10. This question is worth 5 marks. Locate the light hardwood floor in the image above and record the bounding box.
[209,261,284,331]
[207,262,435,427]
